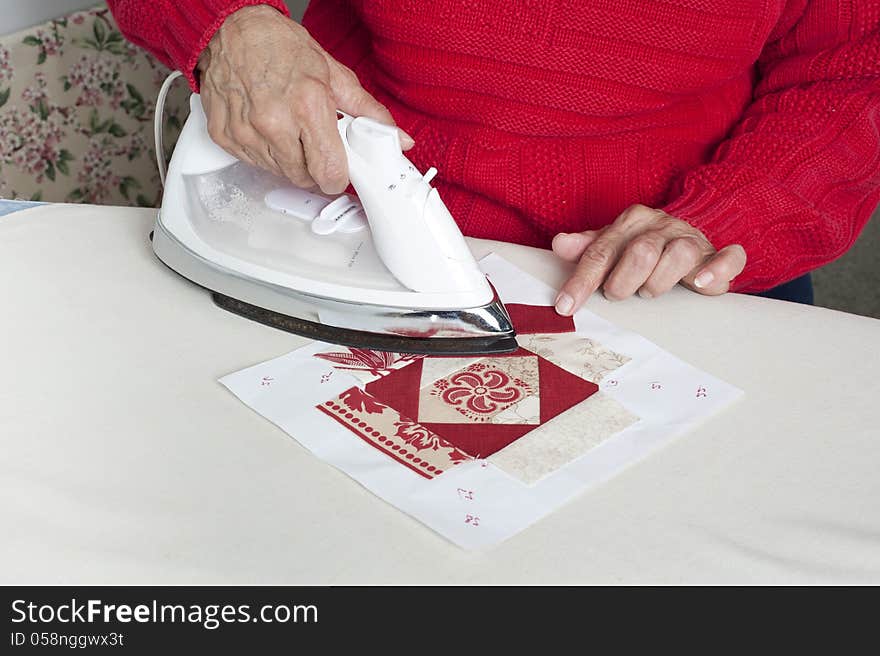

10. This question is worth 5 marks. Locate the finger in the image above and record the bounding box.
[296,80,349,194]
[639,236,706,298]
[551,231,599,262]
[683,244,747,295]
[237,129,285,177]
[249,103,316,188]
[202,86,237,157]
[241,131,285,178]
[603,231,668,300]
[222,91,285,176]
[554,230,631,315]
[399,130,416,151]
[235,98,287,177]
[266,123,317,188]
[267,142,316,188]
[554,205,660,314]
[329,62,415,149]
[329,62,394,123]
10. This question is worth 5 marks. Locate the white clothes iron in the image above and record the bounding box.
[151,73,516,354]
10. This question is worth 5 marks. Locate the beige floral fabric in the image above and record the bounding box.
[489,392,639,485]
[518,332,631,383]
[0,3,189,205]
[420,357,540,425]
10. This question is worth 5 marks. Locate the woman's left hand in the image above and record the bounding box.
[551,204,746,315]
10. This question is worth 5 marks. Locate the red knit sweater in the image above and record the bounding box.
[108,0,880,292]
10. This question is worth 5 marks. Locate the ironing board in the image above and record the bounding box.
[2,202,878,584]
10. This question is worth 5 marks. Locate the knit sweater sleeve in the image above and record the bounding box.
[662,0,880,292]
[106,0,291,90]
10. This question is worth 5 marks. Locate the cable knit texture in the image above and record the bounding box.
[108,0,880,292]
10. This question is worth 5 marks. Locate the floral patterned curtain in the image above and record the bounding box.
[0,4,189,206]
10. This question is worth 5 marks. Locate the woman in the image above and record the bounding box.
[108,0,880,315]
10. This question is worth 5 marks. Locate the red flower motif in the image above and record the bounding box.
[339,387,386,415]
[315,348,421,377]
[440,367,524,415]
[446,447,472,464]
[392,420,473,463]
[393,419,442,451]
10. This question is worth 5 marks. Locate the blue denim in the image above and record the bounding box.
[755,273,814,305]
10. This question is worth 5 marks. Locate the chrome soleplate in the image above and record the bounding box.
[212,292,518,355]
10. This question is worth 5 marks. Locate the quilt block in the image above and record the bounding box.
[220,255,742,549]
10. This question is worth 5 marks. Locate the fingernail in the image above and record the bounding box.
[399,130,415,149]
[638,288,653,299]
[555,292,574,316]
[694,270,714,289]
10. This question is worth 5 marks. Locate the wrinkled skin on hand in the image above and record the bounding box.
[552,204,747,314]
[198,5,413,194]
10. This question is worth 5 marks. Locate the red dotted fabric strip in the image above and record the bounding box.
[316,386,472,480]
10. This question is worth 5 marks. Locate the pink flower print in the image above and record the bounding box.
[0,45,12,87]
[127,132,147,160]
[0,92,72,183]
[152,66,174,88]
[72,136,131,203]
[440,367,524,415]
[21,72,49,105]
[66,54,125,108]
[31,27,63,58]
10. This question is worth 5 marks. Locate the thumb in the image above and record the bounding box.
[328,62,415,150]
[552,231,599,262]
[681,244,746,296]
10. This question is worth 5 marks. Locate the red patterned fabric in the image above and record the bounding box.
[364,350,598,458]
[108,0,880,291]
[313,348,421,377]
[317,386,471,479]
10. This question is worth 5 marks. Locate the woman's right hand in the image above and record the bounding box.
[197,5,413,194]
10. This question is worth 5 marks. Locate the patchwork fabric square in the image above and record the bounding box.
[419,356,540,425]
[489,392,639,484]
[311,305,636,482]
[364,349,599,458]
[518,333,631,383]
